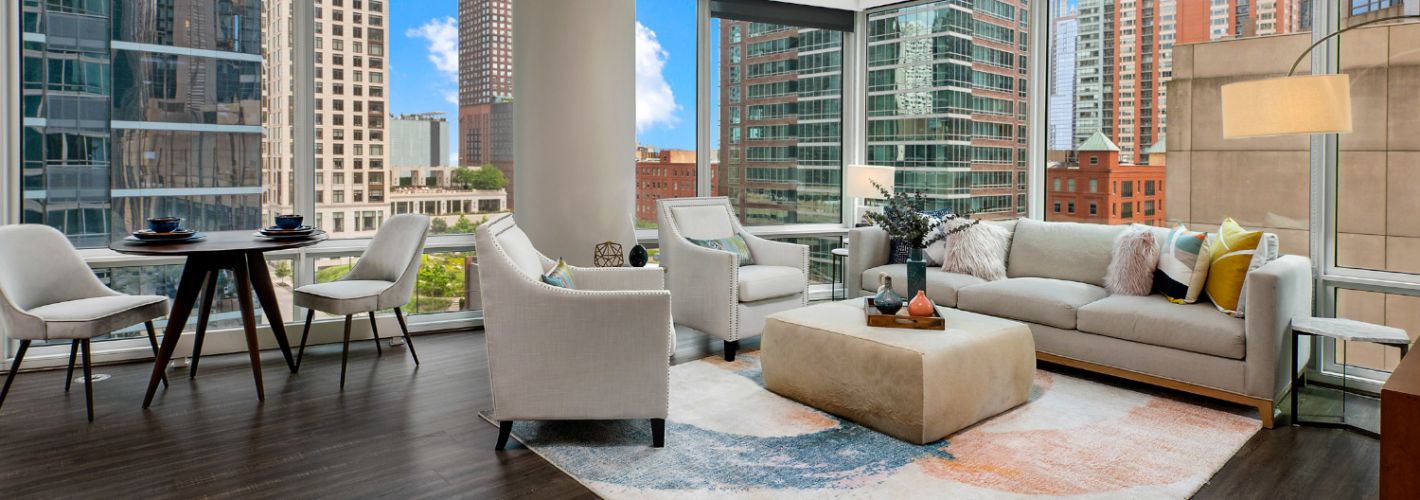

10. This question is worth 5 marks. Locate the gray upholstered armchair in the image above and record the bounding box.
[474,215,672,449]
[656,197,809,361]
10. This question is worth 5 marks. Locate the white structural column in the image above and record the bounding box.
[514,0,637,266]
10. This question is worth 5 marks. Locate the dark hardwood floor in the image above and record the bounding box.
[0,328,1380,499]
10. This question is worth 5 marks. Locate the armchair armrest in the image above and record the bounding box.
[661,233,738,339]
[741,232,809,272]
[847,226,891,298]
[1243,254,1313,402]
[484,276,672,421]
[569,266,666,291]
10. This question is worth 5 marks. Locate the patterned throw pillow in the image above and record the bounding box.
[886,209,954,265]
[1235,232,1279,318]
[687,235,754,266]
[540,258,577,289]
[1154,224,1212,304]
[1205,218,1269,317]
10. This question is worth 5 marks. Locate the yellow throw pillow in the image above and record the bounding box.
[1205,218,1263,316]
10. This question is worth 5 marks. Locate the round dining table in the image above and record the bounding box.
[110,230,328,407]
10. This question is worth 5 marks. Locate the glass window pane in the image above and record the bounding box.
[633,0,697,229]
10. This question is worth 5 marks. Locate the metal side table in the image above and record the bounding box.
[1291,316,1411,437]
[831,247,849,300]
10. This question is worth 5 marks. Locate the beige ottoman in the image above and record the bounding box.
[761,299,1036,444]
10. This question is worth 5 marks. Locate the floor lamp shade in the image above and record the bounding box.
[845,164,896,199]
[1221,74,1353,139]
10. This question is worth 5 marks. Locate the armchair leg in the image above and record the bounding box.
[64,340,79,392]
[0,340,31,410]
[368,311,382,356]
[81,339,93,422]
[652,418,666,448]
[295,309,314,371]
[723,340,739,362]
[144,322,168,387]
[394,307,419,365]
[495,420,514,450]
[340,315,353,388]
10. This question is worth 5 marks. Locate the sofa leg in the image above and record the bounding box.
[652,418,666,448]
[495,420,514,451]
[1258,400,1276,429]
[723,340,739,362]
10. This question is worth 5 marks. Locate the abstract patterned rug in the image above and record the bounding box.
[480,353,1260,499]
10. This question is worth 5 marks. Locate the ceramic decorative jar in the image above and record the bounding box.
[874,273,904,315]
[908,290,934,317]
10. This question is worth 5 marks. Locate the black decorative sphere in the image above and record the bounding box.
[629,244,649,267]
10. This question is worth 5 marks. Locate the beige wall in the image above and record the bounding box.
[1168,22,1420,370]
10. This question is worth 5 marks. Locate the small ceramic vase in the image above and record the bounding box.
[908,290,934,317]
[629,244,649,267]
[874,273,904,315]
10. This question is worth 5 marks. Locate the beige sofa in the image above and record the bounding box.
[847,218,1311,427]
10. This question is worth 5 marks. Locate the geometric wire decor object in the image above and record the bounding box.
[594,241,625,267]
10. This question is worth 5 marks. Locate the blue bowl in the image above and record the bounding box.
[147,217,182,233]
[274,214,304,230]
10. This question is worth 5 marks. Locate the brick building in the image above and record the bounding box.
[634,149,717,224]
[1046,132,1166,226]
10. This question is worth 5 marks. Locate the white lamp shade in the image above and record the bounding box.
[1221,74,1353,139]
[845,164,895,199]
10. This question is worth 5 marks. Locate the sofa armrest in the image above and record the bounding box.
[485,276,672,421]
[741,232,810,273]
[1244,254,1313,402]
[847,226,891,297]
[570,266,666,291]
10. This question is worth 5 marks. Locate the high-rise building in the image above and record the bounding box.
[864,0,1030,218]
[390,113,452,186]
[264,0,390,237]
[634,148,719,224]
[458,0,516,208]
[717,21,843,225]
[1050,4,1079,151]
[1177,0,1306,44]
[21,0,263,248]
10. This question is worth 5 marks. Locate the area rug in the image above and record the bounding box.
[479,352,1260,499]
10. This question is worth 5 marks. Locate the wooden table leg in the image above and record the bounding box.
[246,253,297,372]
[231,255,266,401]
[144,256,210,408]
[189,269,219,378]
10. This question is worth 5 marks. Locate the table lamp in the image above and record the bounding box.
[1221,15,1418,139]
[845,164,895,225]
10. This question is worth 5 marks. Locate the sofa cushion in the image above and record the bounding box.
[1007,218,1125,287]
[860,264,985,308]
[956,277,1108,330]
[1077,294,1246,360]
[739,265,805,302]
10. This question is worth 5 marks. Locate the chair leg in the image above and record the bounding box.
[81,339,94,422]
[65,340,79,392]
[652,418,666,448]
[340,315,352,388]
[0,340,31,410]
[144,322,168,387]
[495,420,514,451]
[723,340,739,362]
[394,307,419,365]
[295,309,315,371]
[190,270,219,378]
[368,311,382,356]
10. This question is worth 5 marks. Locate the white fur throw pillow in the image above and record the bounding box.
[941,218,1010,281]
[1104,225,1161,295]
[923,223,948,266]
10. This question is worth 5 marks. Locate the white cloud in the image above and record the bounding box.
[407,17,459,81]
[635,22,680,133]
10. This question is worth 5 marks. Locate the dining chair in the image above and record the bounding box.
[0,224,169,421]
[293,214,431,387]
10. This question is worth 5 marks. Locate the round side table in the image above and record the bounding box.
[831,247,850,301]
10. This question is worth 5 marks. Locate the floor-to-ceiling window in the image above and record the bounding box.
[864,0,1031,221]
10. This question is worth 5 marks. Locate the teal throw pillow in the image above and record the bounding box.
[540,258,577,289]
[686,235,754,266]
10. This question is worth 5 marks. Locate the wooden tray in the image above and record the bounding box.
[865,298,945,330]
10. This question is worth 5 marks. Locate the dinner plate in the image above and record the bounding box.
[132,228,199,241]
[125,232,206,244]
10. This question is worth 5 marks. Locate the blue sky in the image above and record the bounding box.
[390,1,701,163]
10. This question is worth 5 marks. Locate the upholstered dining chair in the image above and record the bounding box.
[656,197,809,361]
[475,214,672,449]
[293,214,430,387]
[0,224,169,421]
